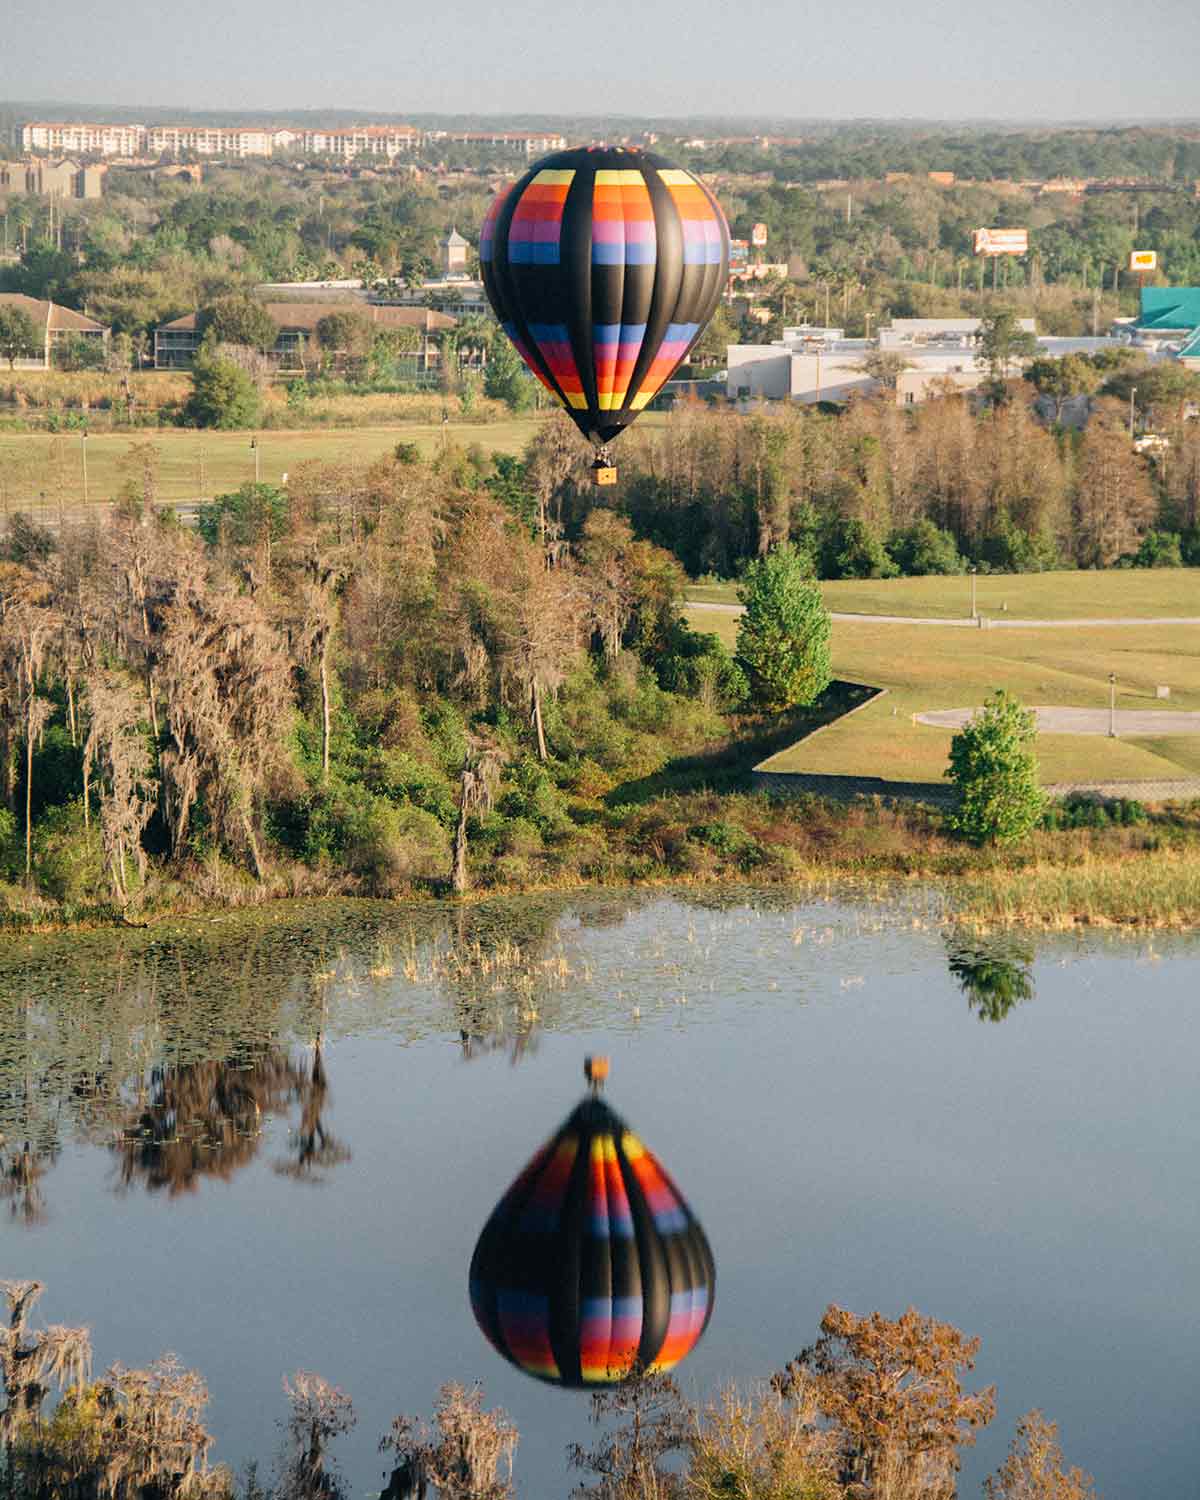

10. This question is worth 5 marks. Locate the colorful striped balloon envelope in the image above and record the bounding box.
[469,1086,715,1389]
[480,146,730,459]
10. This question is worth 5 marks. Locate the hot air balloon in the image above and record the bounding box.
[479,147,730,484]
[469,1058,715,1389]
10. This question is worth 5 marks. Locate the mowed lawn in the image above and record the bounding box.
[687,569,1200,620]
[0,419,549,507]
[686,602,1200,786]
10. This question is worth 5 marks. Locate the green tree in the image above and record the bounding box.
[315,309,373,364]
[0,306,40,370]
[946,690,1045,845]
[735,545,832,710]
[483,333,535,412]
[977,310,1038,386]
[1024,355,1100,422]
[196,295,278,353]
[184,349,262,429]
[197,483,289,549]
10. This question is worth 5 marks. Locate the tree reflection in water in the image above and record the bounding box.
[946,937,1036,1023]
[115,1043,349,1196]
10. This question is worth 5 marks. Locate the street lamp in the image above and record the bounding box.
[969,565,977,620]
[1128,387,1137,441]
[250,436,260,484]
[1108,673,1117,738]
[80,428,89,506]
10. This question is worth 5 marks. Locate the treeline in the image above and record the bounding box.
[3,1278,1096,1500]
[0,433,751,916]
[681,124,1200,186]
[609,388,1200,578]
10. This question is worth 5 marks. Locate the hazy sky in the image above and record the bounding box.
[5,0,1200,120]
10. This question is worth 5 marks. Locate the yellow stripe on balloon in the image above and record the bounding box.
[533,169,576,185]
[656,169,696,186]
[594,169,646,186]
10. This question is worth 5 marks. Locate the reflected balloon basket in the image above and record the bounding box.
[468,1070,714,1390]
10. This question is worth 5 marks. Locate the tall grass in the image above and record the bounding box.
[953,846,1200,928]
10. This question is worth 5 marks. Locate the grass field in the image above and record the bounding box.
[686,603,1200,786]
[687,569,1200,620]
[0,419,549,508]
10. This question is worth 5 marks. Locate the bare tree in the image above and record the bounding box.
[156,548,292,880]
[0,566,60,880]
[0,1279,91,1492]
[83,670,158,908]
[451,740,502,895]
[381,1382,517,1500]
[568,1365,692,1500]
[277,1370,356,1500]
[985,1411,1097,1500]
[94,1355,225,1499]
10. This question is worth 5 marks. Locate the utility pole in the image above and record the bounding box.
[846,193,852,225]
[1108,673,1117,738]
[250,435,260,484]
[1129,386,1137,440]
[814,346,822,405]
[80,429,88,505]
[969,565,977,620]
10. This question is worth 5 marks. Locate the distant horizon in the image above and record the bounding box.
[6,100,1200,131]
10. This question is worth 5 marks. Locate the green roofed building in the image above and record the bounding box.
[1135,288,1200,365]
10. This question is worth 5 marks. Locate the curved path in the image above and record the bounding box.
[918,706,1200,735]
[687,601,1200,629]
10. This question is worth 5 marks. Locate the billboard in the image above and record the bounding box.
[751,222,768,247]
[729,238,749,267]
[1129,249,1157,272]
[973,227,1029,257]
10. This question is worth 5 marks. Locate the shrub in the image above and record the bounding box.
[184,349,261,429]
[1130,529,1183,569]
[889,519,964,576]
[31,803,105,902]
[821,517,897,580]
[657,625,748,710]
[946,690,1045,846]
[1042,794,1146,830]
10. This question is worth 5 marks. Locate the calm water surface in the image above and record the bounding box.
[1,890,1197,1498]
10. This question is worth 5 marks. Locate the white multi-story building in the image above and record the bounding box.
[22,121,145,156]
[18,120,424,161]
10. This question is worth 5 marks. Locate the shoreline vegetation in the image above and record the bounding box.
[0,406,1197,939]
[1,1279,1096,1500]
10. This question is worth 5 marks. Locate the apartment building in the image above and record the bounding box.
[154,302,456,370]
[19,120,425,161]
[0,293,109,368]
[21,121,143,155]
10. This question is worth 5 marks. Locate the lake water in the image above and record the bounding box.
[1,890,1197,1498]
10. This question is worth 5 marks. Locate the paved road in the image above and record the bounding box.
[917,706,1200,736]
[687,601,1200,629]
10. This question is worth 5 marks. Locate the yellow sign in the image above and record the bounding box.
[1129,250,1157,272]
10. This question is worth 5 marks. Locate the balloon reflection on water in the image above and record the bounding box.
[470,1058,715,1389]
